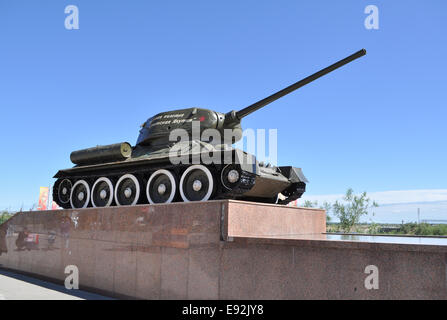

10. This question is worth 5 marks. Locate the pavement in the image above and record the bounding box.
[0,269,113,300]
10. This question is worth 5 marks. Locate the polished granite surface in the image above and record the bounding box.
[0,201,446,299]
[326,234,447,246]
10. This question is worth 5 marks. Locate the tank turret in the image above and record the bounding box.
[136,49,366,147]
[53,49,366,209]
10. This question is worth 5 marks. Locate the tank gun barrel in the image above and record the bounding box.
[235,49,366,120]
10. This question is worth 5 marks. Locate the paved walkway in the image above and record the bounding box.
[0,269,113,300]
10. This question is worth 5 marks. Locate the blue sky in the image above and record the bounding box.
[0,1,446,217]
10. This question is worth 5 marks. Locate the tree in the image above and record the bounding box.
[322,201,332,223]
[302,200,332,222]
[303,200,318,208]
[0,211,12,225]
[331,188,378,233]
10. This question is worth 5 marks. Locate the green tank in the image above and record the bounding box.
[53,49,366,209]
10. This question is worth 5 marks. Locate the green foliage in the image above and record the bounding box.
[368,222,380,234]
[389,223,447,236]
[0,211,13,225]
[322,201,332,223]
[331,188,378,233]
[302,200,332,222]
[303,200,318,208]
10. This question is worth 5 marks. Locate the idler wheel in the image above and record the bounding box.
[57,179,72,206]
[220,164,242,190]
[91,177,114,207]
[114,174,140,206]
[70,180,91,209]
[180,165,214,202]
[146,169,177,204]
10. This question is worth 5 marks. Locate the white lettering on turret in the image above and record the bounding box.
[163,113,185,119]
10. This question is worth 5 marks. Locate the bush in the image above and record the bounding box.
[388,223,447,236]
[331,188,378,233]
[0,211,13,225]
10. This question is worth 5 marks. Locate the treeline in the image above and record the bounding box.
[385,223,447,236]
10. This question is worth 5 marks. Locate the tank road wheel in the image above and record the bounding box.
[179,165,214,202]
[114,174,141,206]
[70,180,91,209]
[220,164,241,190]
[91,177,114,207]
[146,169,177,204]
[57,179,72,208]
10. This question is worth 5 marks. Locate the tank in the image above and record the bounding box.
[53,49,366,209]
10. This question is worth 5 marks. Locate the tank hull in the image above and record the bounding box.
[53,143,307,209]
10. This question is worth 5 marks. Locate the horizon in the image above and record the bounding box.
[4,188,447,225]
[301,189,447,224]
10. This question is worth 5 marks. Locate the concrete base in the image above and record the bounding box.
[0,200,446,299]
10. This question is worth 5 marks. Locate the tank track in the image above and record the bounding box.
[53,162,262,209]
[215,170,257,200]
[277,182,306,205]
[53,164,307,208]
[52,178,72,209]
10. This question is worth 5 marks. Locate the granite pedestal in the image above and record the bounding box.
[0,200,446,299]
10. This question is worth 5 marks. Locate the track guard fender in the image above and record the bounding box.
[279,166,308,184]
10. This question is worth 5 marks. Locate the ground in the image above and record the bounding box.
[0,269,112,300]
